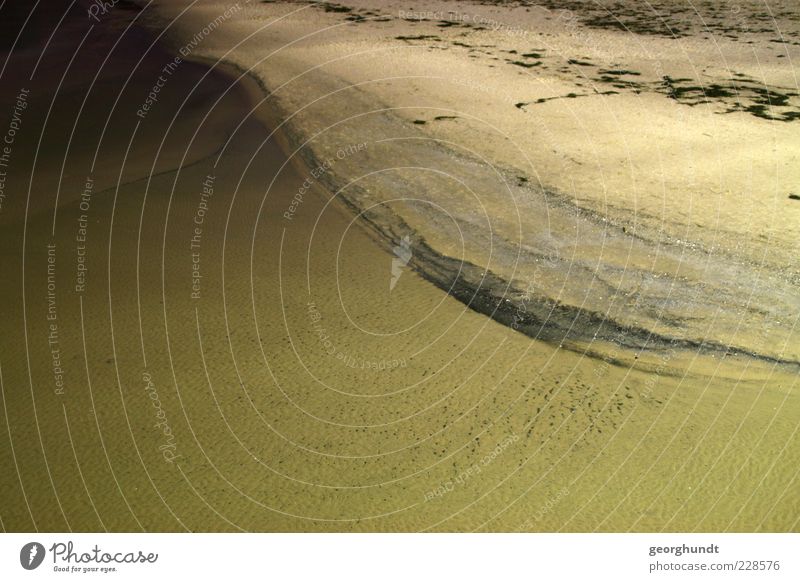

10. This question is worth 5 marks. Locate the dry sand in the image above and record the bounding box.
[0,0,798,532]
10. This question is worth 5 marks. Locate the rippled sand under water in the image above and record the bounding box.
[0,1,798,532]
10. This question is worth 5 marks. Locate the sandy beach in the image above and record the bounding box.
[0,0,798,533]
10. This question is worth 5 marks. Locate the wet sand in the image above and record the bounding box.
[0,1,798,532]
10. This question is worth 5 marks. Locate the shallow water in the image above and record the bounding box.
[0,1,797,532]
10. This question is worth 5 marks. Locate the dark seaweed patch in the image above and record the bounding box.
[320,2,351,13]
[593,69,645,91]
[528,0,797,42]
[580,12,687,38]
[510,60,542,68]
[661,77,735,103]
[736,104,800,122]
[516,91,599,109]
[396,35,441,41]
[599,69,641,76]
[657,75,800,121]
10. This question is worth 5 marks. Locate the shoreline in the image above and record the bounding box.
[149,5,800,369]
